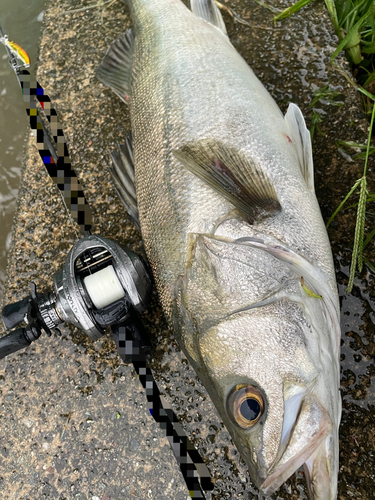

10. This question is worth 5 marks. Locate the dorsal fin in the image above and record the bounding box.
[174,139,281,221]
[110,133,140,230]
[96,29,135,104]
[285,103,314,192]
[191,0,227,35]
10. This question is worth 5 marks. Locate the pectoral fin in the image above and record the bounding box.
[174,140,281,221]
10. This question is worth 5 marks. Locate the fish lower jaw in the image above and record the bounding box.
[256,407,336,499]
[257,443,336,500]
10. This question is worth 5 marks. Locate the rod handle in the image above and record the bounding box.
[0,328,31,360]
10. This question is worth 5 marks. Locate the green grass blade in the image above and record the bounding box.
[363,257,375,274]
[340,0,370,29]
[252,0,279,13]
[273,0,314,21]
[335,140,368,149]
[310,84,345,107]
[358,86,375,102]
[335,141,375,158]
[310,109,324,142]
[338,195,374,211]
[326,178,362,228]
[330,62,375,104]
[323,0,341,37]
[341,196,375,211]
[363,227,375,251]
[363,90,375,177]
[346,176,367,292]
[362,71,375,88]
[340,2,360,27]
[354,147,375,159]
[331,10,373,62]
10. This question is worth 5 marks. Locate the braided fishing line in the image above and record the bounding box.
[19,71,93,236]
[115,324,214,498]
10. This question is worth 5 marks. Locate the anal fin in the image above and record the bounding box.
[191,0,228,35]
[110,133,140,230]
[174,139,281,222]
[96,29,135,104]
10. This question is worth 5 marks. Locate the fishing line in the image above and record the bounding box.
[115,325,214,498]
[0,25,214,498]
[18,71,93,236]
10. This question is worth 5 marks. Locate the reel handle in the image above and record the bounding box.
[111,312,151,364]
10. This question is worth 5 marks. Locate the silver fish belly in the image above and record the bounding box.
[97,1,341,498]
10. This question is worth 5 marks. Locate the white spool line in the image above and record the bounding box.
[83,265,125,309]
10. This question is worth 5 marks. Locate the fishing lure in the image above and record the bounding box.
[0,35,30,68]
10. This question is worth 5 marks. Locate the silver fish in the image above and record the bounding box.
[97,0,341,497]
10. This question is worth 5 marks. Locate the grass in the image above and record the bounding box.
[269,0,375,292]
[274,0,375,93]
[309,84,345,143]
[327,101,375,291]
[335,140,375,159]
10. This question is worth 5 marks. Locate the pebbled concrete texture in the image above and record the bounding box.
[0,333,189,500]
[1,0,374,499]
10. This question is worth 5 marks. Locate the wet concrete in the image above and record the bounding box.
[0,0,374,499]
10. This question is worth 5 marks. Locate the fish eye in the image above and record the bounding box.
[228,384,264,429]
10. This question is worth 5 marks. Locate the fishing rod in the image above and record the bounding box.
[0,25,214,499]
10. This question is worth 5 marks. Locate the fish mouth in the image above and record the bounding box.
[258,394,337,499]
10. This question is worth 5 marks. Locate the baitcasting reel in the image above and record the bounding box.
[0,235,153,361]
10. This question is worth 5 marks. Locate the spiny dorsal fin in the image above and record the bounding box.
[96,29,135,104]
[285,103,314,192]
[174,140,281,221]
[110,133,140,230]
[191,0,227,35]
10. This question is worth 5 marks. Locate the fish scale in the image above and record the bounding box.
[133,36,231,317]
[97,1,341,498]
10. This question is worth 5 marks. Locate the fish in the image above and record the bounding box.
[96,0,341,498]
